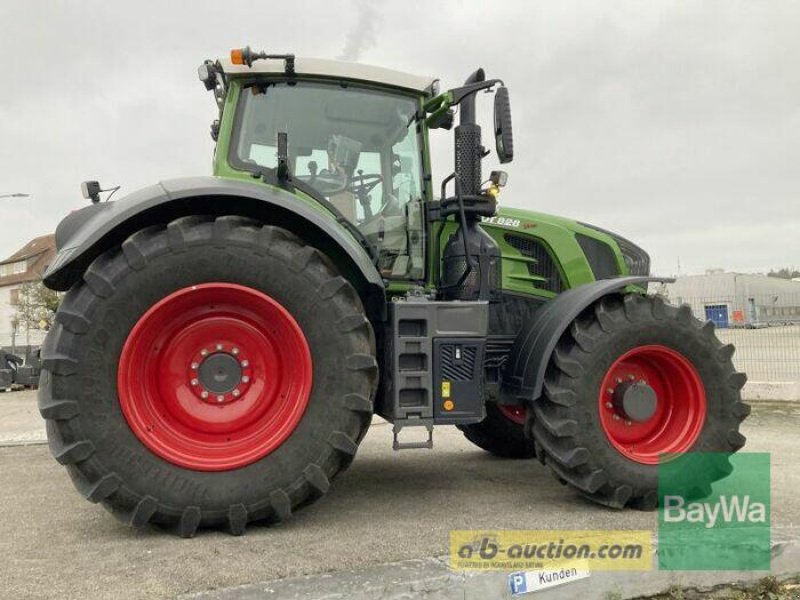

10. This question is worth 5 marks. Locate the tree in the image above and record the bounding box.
[14,280,60,336]
[767,268,800,280]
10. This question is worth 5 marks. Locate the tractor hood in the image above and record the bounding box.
[486,206,651,280]
[490,206,623,240]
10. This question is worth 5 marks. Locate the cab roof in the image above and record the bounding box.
[218,56,437,95]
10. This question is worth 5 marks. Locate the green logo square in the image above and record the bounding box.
[658,452,770,571]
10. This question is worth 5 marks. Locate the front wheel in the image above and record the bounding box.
[530,294,750,509]
[39,216,378,536]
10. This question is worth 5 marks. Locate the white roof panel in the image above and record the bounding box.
[219,56,436,94]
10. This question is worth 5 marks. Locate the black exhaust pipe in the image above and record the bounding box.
[454,68,485,197]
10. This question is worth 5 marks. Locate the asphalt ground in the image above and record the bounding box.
[1,390,798,599]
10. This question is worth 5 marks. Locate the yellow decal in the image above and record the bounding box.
[441,381,451,398]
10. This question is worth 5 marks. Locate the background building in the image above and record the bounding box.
[662,270,800,327]
[0,234,56,350]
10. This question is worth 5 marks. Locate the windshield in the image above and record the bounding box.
[232,81,426,280]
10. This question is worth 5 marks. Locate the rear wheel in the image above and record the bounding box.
[530,294,750,509]
[39,216,378,536]
[459,403,536,458]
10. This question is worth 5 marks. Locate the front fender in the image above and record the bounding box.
[502,276,673,403]
[44,177,385,310]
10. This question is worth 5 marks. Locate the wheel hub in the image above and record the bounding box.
[612,380,657,422]
[190,345,252,404]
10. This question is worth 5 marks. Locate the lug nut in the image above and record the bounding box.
[216,344,223,351]
[242,376,250,383]
[613,414,621,421]
[216,395,225,403]
[190,378,199,386]
[201,349,209,357]
[201,391,209,399]
[625,420,632,426]
[616,378,622,384]
[628,374,635,381]
[232,348,239,355]
[191,362,199,370]
[605,402,613,409]
[241,360,249,368]
[232,390,240,398]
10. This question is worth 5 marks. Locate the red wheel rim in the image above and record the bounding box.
[598,345,706,465]
[498,405,527,426]
[118,283,312,471]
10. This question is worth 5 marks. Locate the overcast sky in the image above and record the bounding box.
[1,0,798,276]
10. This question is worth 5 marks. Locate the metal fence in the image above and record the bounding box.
[2,291,797,383]
[663,292,800,382]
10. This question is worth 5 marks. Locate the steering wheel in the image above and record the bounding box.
[350,172,382,195]
[349,172,383,220]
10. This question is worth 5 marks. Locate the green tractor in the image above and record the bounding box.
[39,48,749,536]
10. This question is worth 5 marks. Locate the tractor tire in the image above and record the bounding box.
[39,216,378,536]
[529,293,750,509]
[459,403,536,458]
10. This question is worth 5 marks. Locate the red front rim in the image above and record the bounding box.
[498,404,527,426]
[118,283,312,471]
[598,345,706,465]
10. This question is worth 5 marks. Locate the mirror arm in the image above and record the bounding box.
[448,79,502,108]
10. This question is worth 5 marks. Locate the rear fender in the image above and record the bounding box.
[501,276,674,403]
[44,177,386,317]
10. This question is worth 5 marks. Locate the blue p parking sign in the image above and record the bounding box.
[509,572,528,595]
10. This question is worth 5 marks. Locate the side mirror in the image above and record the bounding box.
[494,86,514,164]
[197,62,217,91]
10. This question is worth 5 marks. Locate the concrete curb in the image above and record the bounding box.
[184,535,800,600]
[743,382,800,402]
[0,430,46,447]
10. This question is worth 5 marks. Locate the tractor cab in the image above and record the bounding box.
[202,53,436,280]
[231,78,426,279]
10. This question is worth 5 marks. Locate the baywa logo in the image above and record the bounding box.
[663,494,767,529]
[658,452,770,571]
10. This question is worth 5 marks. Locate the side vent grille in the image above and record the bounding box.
[575,233,620,280]
[440,345,477,381]
[504,234,565,293]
